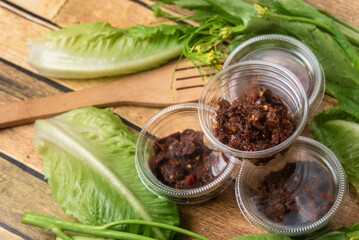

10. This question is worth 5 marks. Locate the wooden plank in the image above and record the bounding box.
[306,0,359,27]
[0,228,25,240]
[0,108,158,174]
[52,0,175,28]
[178,185,359,239]
[0,105,159,173]
[0,7,116,90]
[179,185,264,239]
[0,0,358,239]
[0,0,60,30]
[0,3,179,92]
[2,0,359,93]
[0,56,159,173]
[0,59,64,172]
[0,57,65,172]
[0,6,48,69]
[0,59,63,104]
[332,185,359,228]
[0,156,76,240]
[6,0,67,20]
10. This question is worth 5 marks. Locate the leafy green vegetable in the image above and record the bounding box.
[258,0,359,71]
[33,107,180,240]
[23,212,359,240]
[311,107,359,193]
[28,0,359,99]
[28,23,193,79]
[57,236,106,240]
[23,213,209,240]
[228,234,291,240]
[320,10,359,47]
[325,82,359,118]
[22,212,359,240]
[155,0,359,96]
[316,223,359,239]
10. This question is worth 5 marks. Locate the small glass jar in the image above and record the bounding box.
[198,60,308,164]
[223,34,325,112]
[135,103,237,204]
[235,136,347,236]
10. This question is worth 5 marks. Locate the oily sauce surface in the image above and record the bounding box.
[149,129,216,189]
[215,86,295,152]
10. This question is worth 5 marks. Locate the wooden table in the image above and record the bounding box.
[1,0,359,239]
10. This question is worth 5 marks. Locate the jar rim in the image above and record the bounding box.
[223,34,324,111]
[235,136,347,235]
[198,60,309,159]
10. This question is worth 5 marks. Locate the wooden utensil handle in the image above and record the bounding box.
[0,89,111,129]
[0,79,149,129]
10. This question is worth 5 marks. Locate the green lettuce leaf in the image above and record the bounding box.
[33,107,180,240]
[311,107,359,193]
[325,82,359,118]
[28,23,193,79]
[317,223,359,240]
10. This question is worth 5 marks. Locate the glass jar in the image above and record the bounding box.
[198,60,308,165]
[236,136,347,236]
[224,34,325,112]
[135,103,237,204]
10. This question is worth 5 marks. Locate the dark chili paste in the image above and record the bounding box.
[149,129,216,189]
[256,161,334,224]
[215,86,295,151]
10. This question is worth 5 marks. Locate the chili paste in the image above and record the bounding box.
[256,161,334,224]
[215,86,295,151]
[149,129,216,189]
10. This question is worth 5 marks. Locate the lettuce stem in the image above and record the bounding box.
[22,212,210,240]
[22,213,156,240]
[100,219,210,240]
[51,226,72,240]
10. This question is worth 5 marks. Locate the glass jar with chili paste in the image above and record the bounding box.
[198,60,309,166]
[236,137,347,236]
[135,103,237,204]
[223,34,325,113]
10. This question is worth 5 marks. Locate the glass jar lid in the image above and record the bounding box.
[224,34,325,113]
[235,136,347,236]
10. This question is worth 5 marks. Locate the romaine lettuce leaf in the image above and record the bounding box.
[28,23,193,79]
[326,82,359,119]
[317,222,359,240]
[311,107,359,193]
[33,107,180,240]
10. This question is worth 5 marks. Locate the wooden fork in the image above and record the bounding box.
[0,60,213,129]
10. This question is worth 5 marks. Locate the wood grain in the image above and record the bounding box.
[5,0,67,20]
[0,59,209,128]
[0,7,49,72]
[179,185,264,239]
[0,228,24,240]
[0,6,121,90]
[0,57,161,173]
[53,0,175,28]
[0,59,62,172]
[0,1,176,92]
[0,0,359,239]
[0,60,63,104]
[0,156,76,240]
